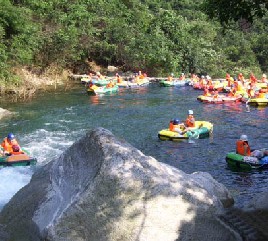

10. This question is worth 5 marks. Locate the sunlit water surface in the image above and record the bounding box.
[0,83,267,210]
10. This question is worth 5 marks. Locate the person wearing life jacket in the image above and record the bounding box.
[1,133,21,155]
[179,73,185,81]
[213,90,219,99]
[138,70,144,79]
[96,71,105,80]
[106,80,114,88]
[171,119,189,135]
[227,88,236,97]
[116,73,123,83]
[238,73,245,85]
[167,73,174,82]
[261,74,267,83]
[250,73,257,83]
[236,135,251,156]
[246,83,255,98]
[185,110,195,128]
[10,145,24,155]
[169,120,174,131]
[203,87,211,96]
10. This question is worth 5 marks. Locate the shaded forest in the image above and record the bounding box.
[0,0,267,86]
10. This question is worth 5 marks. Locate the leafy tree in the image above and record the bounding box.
[202,0,268,25]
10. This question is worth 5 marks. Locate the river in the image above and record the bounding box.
[0,82,267,210]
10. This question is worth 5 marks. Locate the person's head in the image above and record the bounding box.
[240,134,248,142]
[188,110,194,115]
[173,118,180,125]
[12,145,20,152]
[7,133,15,141]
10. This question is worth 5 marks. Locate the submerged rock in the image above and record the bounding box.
[0,108,13,120]
[0,128,236,241]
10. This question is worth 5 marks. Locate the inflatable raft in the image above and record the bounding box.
[226,152,268,170]
[158,121,213,141]
[0,153,37,167]
[247,98,268,106]
[197,95,242,103]
[159,80,187,87]
[87,85,119,95]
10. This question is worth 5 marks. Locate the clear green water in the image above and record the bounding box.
[0,83,267,209]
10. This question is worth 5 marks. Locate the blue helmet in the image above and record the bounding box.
[173,118,181,125]
[7,133,15,140]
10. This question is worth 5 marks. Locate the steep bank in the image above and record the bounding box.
[0,68,72,101]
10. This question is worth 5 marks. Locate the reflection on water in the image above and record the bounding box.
[0,83,267,209]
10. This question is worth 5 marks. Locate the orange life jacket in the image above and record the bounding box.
[169,121,174,131]
[106,82,114,88]
[236,140,251,156]
[203,89,211,96]
[117,76,123,83]
[1,138,19,153]
[171,124,179,132]
[185,115,195,127]
[167,76,173,81]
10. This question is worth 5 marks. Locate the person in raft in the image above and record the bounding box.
[236,135,251,156]
[1,133,22,156]
[169,118,189,135]
[236,134,268,158]
[185,110,195,127]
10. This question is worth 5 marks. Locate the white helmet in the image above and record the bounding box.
[240,135,248,141]
[188,110,193,115]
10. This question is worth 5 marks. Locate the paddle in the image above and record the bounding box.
[245,97,251,112]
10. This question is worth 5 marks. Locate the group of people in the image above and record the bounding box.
[168,110,267,159]
[226,72,267,99]
[169,110,195,135]
[0,133,23,156]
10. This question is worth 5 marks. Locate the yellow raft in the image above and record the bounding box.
[158,121,213,141]
[247,98,268,106]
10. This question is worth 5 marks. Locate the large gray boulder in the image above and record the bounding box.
[0,128,236,241]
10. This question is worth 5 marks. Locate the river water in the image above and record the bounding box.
[0,82,267,210]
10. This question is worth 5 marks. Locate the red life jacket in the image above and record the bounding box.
[236,140,251,156]
[185,115,195,127]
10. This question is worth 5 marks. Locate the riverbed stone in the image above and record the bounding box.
[0,127,236,241]
[0,108,13,120]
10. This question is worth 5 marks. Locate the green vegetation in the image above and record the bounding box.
[0,0,267,86]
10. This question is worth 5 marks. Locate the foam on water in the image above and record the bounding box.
[0,128,76,211]
[0,167,33,210]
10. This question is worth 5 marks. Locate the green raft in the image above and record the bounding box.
[226,152,268,170]
[0,153,37,167]
[87,85,119,95]
[159,80,187,87]
[158,121,213,141]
